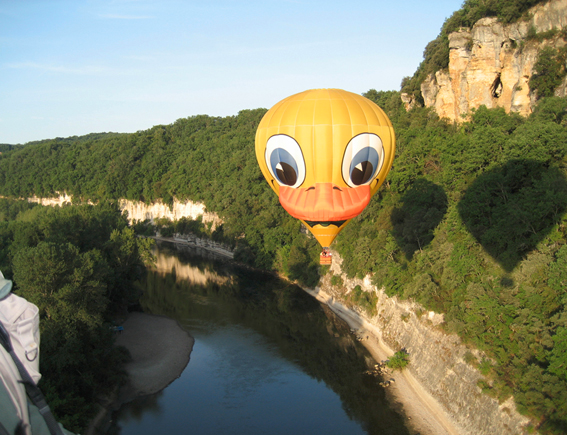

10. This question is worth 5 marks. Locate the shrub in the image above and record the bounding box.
[330,275,343,287]
[529,46,567,99]
[348,285,378,316]
[386,350,410,370]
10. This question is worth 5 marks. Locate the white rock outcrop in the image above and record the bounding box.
[118,199,221,228]
[420,0,567,121]
[26,193,222,228]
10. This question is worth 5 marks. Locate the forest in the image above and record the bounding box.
[0,199,153,431]
[1,0,567,431]
[1,91,567,433]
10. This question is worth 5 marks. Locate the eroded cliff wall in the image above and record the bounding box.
[118,198,221,228]
[418,0,567,121]
[27,194,222,228]
[316,251,531,435]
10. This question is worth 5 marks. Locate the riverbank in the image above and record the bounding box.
[115,312,195,399]
[92,240,520,435]
[151,235,234,259]
[303,286,461,435]
[148,238,465,435]
[85,312,194,435]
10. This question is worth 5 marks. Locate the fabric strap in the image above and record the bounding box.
[0,321,64,435]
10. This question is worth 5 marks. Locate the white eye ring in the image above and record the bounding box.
[342,133,384,188]
[265,135,306,188]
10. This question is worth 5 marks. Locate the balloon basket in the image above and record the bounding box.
[320,253,332,265]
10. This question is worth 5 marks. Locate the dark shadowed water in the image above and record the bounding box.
[111,242,410,435]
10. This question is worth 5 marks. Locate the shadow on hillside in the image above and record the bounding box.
[391,178,448,260]
[458,159,567,273]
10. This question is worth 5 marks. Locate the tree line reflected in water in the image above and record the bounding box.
[112,242,411,435]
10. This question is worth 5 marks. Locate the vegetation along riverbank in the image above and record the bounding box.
[2,0,567,432]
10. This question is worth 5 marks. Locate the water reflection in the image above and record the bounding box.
[152,246,230,286]
[113,242,410,435]
[114,391,164,423]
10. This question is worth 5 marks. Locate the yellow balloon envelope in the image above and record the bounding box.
[255,88,395,248]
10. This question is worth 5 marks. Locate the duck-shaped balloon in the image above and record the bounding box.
[255,89,395,259]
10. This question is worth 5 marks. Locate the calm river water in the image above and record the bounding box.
[111,242,410,435]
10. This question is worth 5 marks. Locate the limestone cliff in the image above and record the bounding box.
[315,251,531,435]
[117,198,221,228]
[27,194,222,228]
[417,0,567,121]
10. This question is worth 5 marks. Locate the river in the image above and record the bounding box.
[111,241,411,435]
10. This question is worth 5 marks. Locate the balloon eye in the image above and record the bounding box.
[351,161,374,185]
[265,135,305,188]
[275,161,297,186]
[342,133,384,188]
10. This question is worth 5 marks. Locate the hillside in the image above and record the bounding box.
[1,1,567,433]
[2,91,567,432]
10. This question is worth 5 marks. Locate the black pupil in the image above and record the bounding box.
[351,161,374,185]
[277,162,297,186]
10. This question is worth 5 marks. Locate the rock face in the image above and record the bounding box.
[317,251,531,435]
[118,198,221,228]
[421,0,567,121]
[27,193,222,228]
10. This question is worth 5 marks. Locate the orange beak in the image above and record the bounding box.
[279,183,370,247]
[279,183,370,221]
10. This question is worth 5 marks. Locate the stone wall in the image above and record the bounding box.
[171,234,234,259]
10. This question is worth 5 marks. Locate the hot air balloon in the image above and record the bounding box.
[255,89,395,264]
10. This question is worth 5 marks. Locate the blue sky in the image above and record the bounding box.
[1,0,463,144]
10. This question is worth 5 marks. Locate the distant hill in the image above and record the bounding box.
[2,93,567,433]
[0,144,25,153]
[25,132,127,146]
[1,132,127,149]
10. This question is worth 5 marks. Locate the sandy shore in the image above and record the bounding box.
[115,312,195,399]
[85,312,194,435]
[304,286,462,435]
[87,293,459,435]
